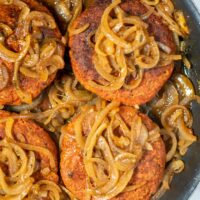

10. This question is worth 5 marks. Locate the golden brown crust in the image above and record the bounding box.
[60,106,166,200]
[0,0,64,106]
[0,110,59,183]
[69,0,176,106]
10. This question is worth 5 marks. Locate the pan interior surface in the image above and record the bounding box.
[161,0,200,200]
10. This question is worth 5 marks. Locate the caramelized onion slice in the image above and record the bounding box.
[40,39,57,59]
[0,34,30,62]
[28,180,62,200]
[174,10,190,36]
[0,23,13,37]
[37,55,64,78]
[13,61,32,104]
[157,42,171,54]
[180,95,200,106]
[0,0,13,5]
[172,74,195,100]
[176,117,197,155]
[115,153,137,171]
[25,11,56,30]
[161,129,177,162]
[0,63,9,91]
[7,92,44,112]
[151,82,179,118]
[161,105,192,130]
[141,0,160,6]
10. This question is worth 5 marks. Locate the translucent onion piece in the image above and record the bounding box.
[28,180,61,200]
[94,136,120,193]
[115,153,137,171]
[176,117,197,155]
[151,82,179,117]
[135,37,160,69]
[69,23,90,36]
[43,102,75,125]
[161,104,196,155]
[0,0,13,5]
[137,124,149,146]
[84,123,109,181]
[84,101,119,156]
[24,11,56,34]
[124,181,146,192]
[54,1,72,22]
[24,151,36,179]
[173,32,180,49]
[9,143,28,178]
[7,92,44,112]
[74,112,87,149]
[147,126,160,143]
[157,42,171,54]
[23,41,39,67]
[18,6,30,22]
[94,166,133,199]
[0,64,9,91]
[172,73,195,100]
[67,0,82,36]
[123,68,144,90]
[13,61,32,104]
[0,168,33,195]
[20,67,39,78]
[90,47,127,91]
[140,6,155,20]
[0,23,13,37]
[182,55,191,69]
[15,140,56,170]
[161,105,192,130]
[13,0,28,8]
[180,95,200,106]
[5,117,14,139]
[142,0,160,6]
[156,3,186,37]
[40,39,57,59]
[63,76,94,102]
[0,139,34,197]
[36,55,64,81]
[0,34,30,62]
[158,53,181,67]
[107,115,130,154]
[100,0,130,49]
[174,10,190,36]
[161,129,177,162]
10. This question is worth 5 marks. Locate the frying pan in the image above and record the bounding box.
[161,0,200,199]
[3,0,198,199]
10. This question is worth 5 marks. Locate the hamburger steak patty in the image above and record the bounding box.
[69,0,176,106]
[0,110,59,183]
[0,0,65,106]
[60,106,166,200]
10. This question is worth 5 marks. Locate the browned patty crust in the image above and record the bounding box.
[60,106,166,200]
[0,110,59,183]
[69,0,176,106]
[0,0,64,106]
